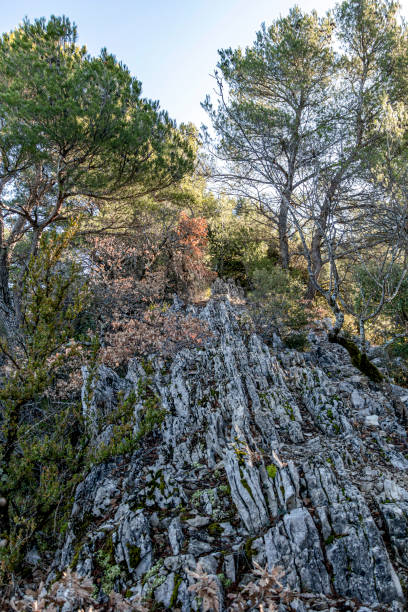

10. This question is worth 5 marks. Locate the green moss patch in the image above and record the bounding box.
[266,464,277,479]
[329,334,383,383]
[126,543,141,568]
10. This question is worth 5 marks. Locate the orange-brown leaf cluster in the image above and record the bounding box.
[87,213,214,366]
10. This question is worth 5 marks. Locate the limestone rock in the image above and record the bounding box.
[51,295,408,611]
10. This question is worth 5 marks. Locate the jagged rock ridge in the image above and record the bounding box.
[52,287,408,611]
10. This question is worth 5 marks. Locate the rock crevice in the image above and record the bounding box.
[52,294,408,611]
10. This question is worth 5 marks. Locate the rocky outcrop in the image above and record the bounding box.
[51,289,408,611]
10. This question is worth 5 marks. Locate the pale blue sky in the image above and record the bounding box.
[2,0,408,127]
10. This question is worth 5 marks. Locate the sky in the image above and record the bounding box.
[2,0,408,128]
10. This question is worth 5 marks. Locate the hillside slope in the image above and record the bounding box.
[49,284,408,611]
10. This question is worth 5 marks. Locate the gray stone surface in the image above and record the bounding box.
[51,292,408,611]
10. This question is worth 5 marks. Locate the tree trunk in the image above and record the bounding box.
[359,318,367,353]
[12,228,40,327]
[328,333,383,382]
[278,198,290,269]
[0,247,12,311]
[0,497,9,540]
[306,230,323,300]
[306,179,340,300]
[0,246,16,337]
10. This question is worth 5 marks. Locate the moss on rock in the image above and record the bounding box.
[126,543,141,569]
[329,334,383,383]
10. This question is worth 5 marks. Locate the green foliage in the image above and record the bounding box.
[284,332,309,351]
[389,337,408,361]
[0,16,193,200]
[0,14,195,325]
[344,261,408,377]
[352,262,408,341]
[204,7,335,268]
[266,464,277,479]
[0,224,89,578]
[248,265,309,341]
[20,224,88,363]
[388,351,408,387]
[208,201,269,286]
[0,11,198,591]
[336,0,400,100]
[0,223,169,579]
[212,6,335,144]
[2,0,407,594]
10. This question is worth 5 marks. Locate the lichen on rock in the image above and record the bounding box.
[50,290,408,611]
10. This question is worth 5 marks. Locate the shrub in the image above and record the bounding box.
[248,265,310,342]
[284,332,309,351]
[87,221,213,368]
[170,213,216,298]
[0,224,89,579]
